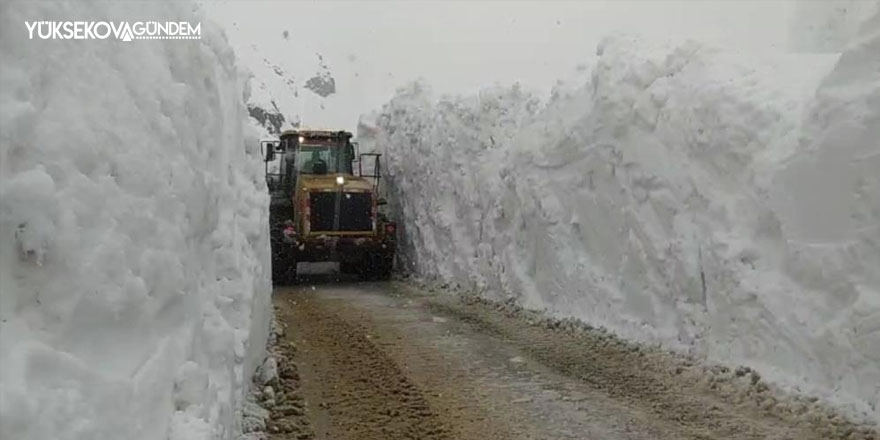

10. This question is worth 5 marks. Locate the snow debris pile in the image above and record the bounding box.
[0,2,272,440]
[240,316,314,440]
[372,19,880,424]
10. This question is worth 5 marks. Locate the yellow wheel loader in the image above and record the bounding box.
[262,129,396,283]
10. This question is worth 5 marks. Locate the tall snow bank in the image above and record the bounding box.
[374,32,879,421]
[789,0,880,52]
[0,2,272,440]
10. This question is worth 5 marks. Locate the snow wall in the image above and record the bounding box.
[372,19,880,423]
[0,2,272,440]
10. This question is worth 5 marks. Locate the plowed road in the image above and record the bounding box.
[267,278,874,440]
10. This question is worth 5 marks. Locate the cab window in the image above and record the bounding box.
[296,144,353,175]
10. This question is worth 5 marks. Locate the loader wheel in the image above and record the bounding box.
[339,261,358,275]
[282,260,298,285]
[272,260,284,285]
[272,253,297,286]
[270,225,295,286]
[360,254,393,280]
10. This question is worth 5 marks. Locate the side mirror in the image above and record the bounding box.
[376,198,388,206]
[264,143,276,162]
[348,142,359,161]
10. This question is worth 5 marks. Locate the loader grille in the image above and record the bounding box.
[309,191,373,232]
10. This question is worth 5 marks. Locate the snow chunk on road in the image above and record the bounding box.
[0,2,272,440]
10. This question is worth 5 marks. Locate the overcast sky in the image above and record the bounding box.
[208,1,797,128]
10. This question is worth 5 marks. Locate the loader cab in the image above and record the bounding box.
[295,140,354,175]
[262,130,357,194]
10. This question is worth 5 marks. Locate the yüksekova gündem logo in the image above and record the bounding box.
[25,21,201,41]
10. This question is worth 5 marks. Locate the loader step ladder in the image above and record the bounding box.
[358,153,382,193]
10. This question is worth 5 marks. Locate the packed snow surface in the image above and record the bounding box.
[0,2,272,440]
[372,28,880,422]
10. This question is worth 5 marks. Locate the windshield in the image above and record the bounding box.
[296,144,352,175]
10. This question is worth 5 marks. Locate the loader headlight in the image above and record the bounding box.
[336,176,345,185]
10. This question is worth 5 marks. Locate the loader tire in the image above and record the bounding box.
[271,243,297,286]
[360,253,392,280]
[272,259,296,285]
[340,261,359,275]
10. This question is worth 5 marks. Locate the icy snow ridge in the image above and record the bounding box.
[0,2,272,440]
[373,33,879,422]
